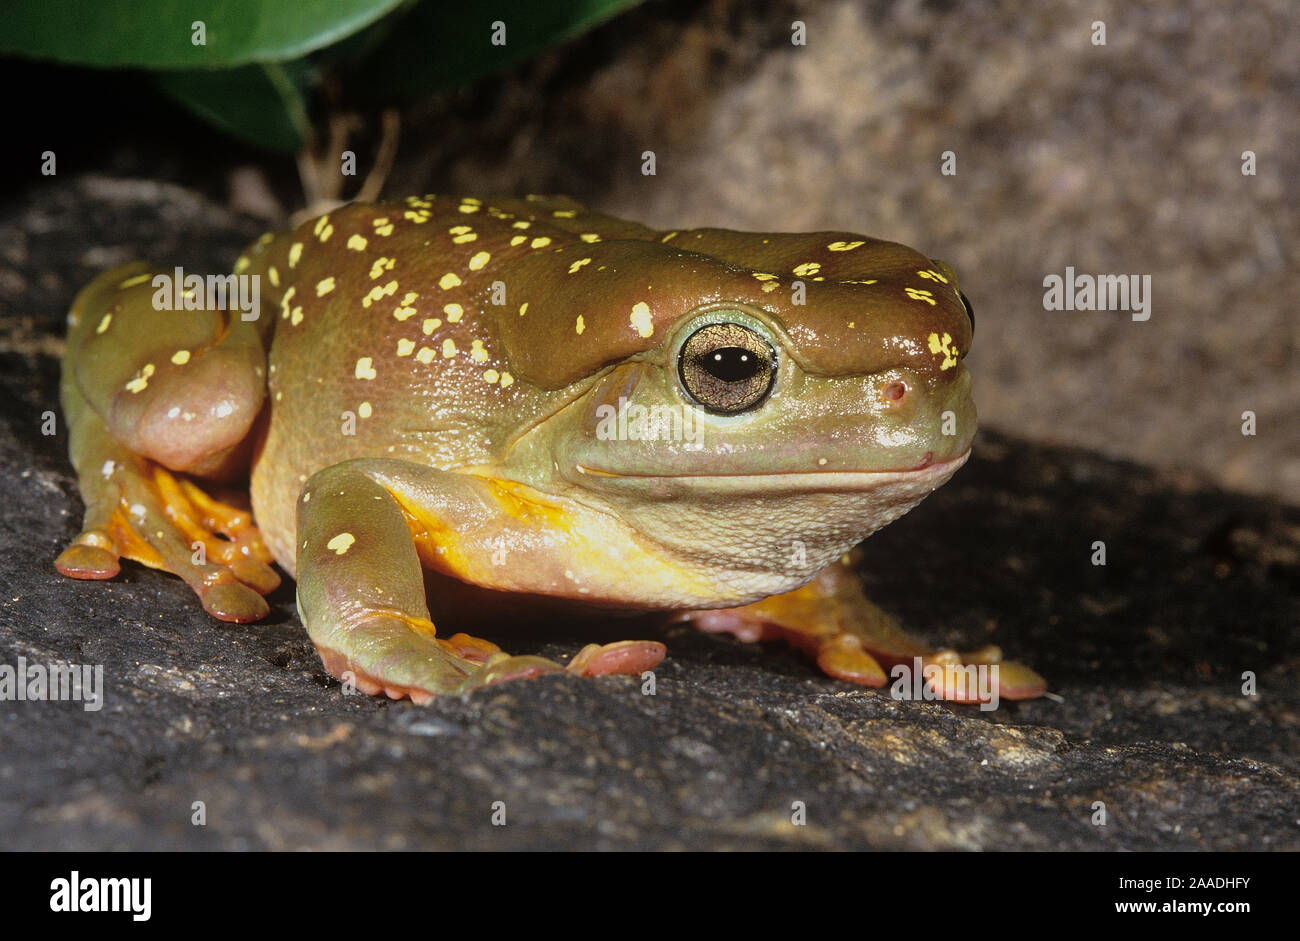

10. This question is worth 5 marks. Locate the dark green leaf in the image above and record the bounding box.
[0,0,411,69]
[355,0,644,99]
[154,63,311,152]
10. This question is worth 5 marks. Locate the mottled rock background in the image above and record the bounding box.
[0,0,1295,851]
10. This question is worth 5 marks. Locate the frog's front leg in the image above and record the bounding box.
[55,264,279,621]
[296,459,666,703]
[688,554,1047,702]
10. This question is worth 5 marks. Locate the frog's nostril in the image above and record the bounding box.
[882,380,907,402]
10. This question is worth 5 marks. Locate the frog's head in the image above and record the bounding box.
[496,230,976,597]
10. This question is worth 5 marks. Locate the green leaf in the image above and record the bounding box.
[154,63,312,152]
[0,0,411,69]
[355,0,644,99]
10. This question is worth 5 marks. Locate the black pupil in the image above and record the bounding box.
[701,347,760,382]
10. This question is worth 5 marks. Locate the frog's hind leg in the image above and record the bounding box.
[56,263,279,621]
[297,459,666,703]
[686,553,1046,703]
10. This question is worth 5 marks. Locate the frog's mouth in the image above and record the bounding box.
[572,450,969,493]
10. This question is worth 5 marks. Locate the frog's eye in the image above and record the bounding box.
[678,322,777,414]
[959,291,975,334]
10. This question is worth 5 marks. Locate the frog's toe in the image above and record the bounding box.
[566,640,666,677]
[455,653,566,693]
[200,578,270,623]
[54,534,121,580]
[991,661,1048,700]
[814,635,888,686]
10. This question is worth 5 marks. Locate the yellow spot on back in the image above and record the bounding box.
[288,242,304,268]
[171,350,191,365]
[416,346,435,364]
[499,372,514,387]
[579,233,601,243]
[630,302,653,337]
[468,251,491,271]
[347,234,368,251]
[470,339,490,363]
[905,287,937,305]
[511,221,531,229]
[793,262,821,277]
[95,314,113,334]
[483,368,500,383]
[372,217,394,237]
[422,318,441,335]
[827,240,865,252]
[268,266,280,288]
[661,232,678,242]
[393,305,417,321]
[355,357,377,380]
[509,235,527,247]
[118,273,151,289]
[439,272,462,290]
[442,339,457,358]
[358,402,373,419]
[552,209,577,218]
[453,232,477,244]
[575,315,585,335]
[362,281,398,308]
[315,276,336,297]
[397,338,415,356]
[370,257,396,279]
[917,268,950,284]
[444,303,464,322]
[752,272,778,281]
[518,302,529,316]
[234,256,250,273]
[530,237,552,249]
[568,257,592,274]
[326,533,355,555]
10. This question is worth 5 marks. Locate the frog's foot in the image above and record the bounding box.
[313,614,666,703]
[56,457,280,623]
[687,557,1046,703]
[297,458,667,703]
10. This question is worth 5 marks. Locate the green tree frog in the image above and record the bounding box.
[56,195,1045,704]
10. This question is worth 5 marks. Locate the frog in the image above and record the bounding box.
[55,194,1045,704]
